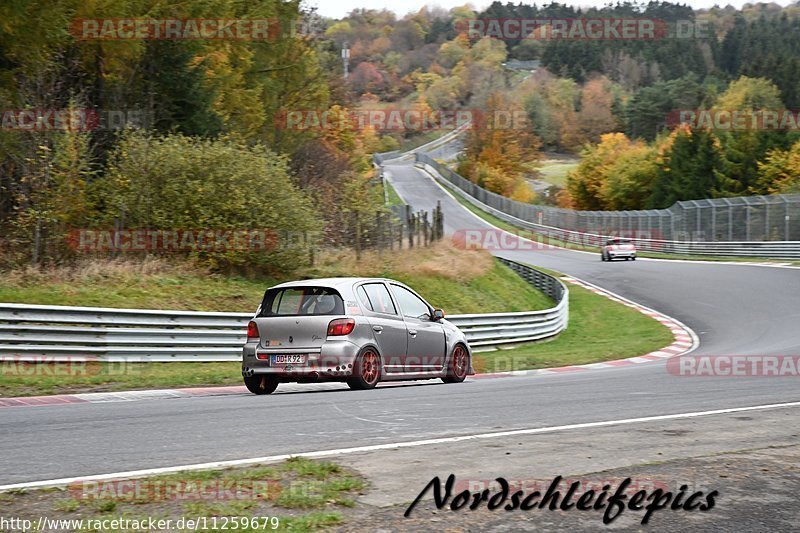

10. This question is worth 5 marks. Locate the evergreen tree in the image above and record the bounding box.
[649,128,728,208]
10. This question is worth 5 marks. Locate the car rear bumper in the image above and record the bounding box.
[608,251,636,259]
[242,339,361,380]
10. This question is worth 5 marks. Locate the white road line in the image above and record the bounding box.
[3,400,800,492]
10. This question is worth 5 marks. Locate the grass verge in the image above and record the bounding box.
[0,457,363,532]
[0,243,551,314]
[536,158,578,188]
[0,259,270,312]
[395,131,443,153]
[473,275,674,372]
[382,178,405,207]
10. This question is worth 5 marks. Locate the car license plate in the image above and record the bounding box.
[271,354,306,365]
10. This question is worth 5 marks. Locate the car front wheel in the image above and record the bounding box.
[244,374,279,395]
[347,348,382,390]
[442,344,469,383]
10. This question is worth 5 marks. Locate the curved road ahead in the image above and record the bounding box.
[1,157,799,491]
[385,159,800,357]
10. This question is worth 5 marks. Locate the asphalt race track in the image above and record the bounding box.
[1,154,800,511]
[385,159,800,357]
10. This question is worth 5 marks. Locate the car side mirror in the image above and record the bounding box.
[432,309,445,321]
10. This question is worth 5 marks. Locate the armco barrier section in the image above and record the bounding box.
[0,261,567,361]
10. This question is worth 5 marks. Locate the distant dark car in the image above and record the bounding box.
[241,277,473,395]
[601,239,636,261]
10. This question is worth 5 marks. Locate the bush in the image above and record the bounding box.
[94,131,319,274]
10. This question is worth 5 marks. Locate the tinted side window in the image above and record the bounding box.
[361,283,397,315]
[392,285,431,320]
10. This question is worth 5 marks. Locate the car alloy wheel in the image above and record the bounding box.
[442,344,468,383]
[348,348,381,390]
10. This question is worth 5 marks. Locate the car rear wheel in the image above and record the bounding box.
[347,348,381,390]
[442,344,469,383]
[243,374,279,395]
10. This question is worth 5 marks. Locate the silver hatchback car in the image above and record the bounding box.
[242,277,474,394]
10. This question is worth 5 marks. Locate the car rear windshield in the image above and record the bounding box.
[259,287,344,316]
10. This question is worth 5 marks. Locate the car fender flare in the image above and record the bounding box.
[445,341,472,376]
[355,343,383,367]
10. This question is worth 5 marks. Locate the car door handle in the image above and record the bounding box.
[372,326,383,333]
[408,330,417,336]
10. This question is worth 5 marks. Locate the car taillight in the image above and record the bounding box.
[327,318,355,336]
[247,321,259,340]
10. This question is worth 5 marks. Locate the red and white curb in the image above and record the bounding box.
[0,381,434,408]
[561,275,697,360]
[0,385,250,408]
[474,274,698,379]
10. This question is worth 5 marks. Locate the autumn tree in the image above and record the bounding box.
[756,140,800,193]
[566,133,635,210]
[578,77,620,145]
[349,62,385,95]
[714,76,789,194]
[459,93,540,202]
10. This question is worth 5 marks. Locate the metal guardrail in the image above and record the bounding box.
[457,258,567,348]
[0,261,568,361]
[373,150,401,166]
[373,123,472,167]
[417,154,800,260]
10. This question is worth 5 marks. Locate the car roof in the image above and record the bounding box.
[269,277,401,290]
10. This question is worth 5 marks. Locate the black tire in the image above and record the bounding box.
[632,256,636,261]
[600,253,606,261]
[347,348,382,390]
[442,344,469,384]
[243,374,279,395]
